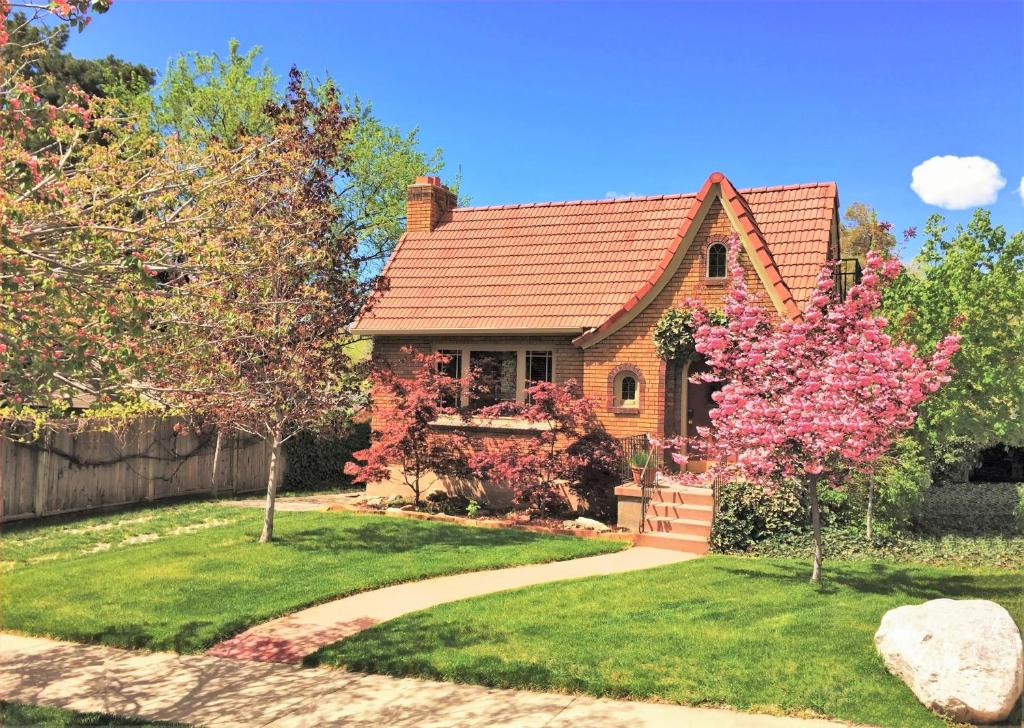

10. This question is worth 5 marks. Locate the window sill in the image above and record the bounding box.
[704,278,728,287]
[609,405,641,415]
[429,415,552,432]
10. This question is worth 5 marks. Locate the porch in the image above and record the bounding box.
[614,435,717,555]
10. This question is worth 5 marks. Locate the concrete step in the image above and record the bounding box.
[643,516,712,537]
[635,531,710,555]
[647,501,714,520]
[647,487,715,507]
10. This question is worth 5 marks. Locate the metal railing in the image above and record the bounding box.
[832,258,863,301]
[618,435,664,533]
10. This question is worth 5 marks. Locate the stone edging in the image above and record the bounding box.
[323,503,637,544]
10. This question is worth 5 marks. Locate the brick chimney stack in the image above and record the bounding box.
[406,176,457,233]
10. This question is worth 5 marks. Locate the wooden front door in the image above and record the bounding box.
[686,359,718,457]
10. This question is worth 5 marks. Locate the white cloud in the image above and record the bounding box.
[1019,176,1024,205]
[910,155,1006,209]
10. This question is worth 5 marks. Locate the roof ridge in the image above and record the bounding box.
[452,181,838,212]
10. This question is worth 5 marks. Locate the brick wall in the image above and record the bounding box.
[582,199,772,439]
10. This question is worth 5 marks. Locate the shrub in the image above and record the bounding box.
[930,435,981,486]
[282,422,370,491]
[710,480,804,552]
[914,482,1024,535]
[843,436,932,534]
[424,491,471,516]
[467,380,602,518]
[567,429,622,522]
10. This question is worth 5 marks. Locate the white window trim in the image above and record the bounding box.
[431,342,557,407]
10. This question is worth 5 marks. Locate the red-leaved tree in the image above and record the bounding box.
[345,349,469,504]
[675,237,959,581]
[467,380,610,516]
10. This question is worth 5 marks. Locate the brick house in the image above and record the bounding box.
[352,171,842,549]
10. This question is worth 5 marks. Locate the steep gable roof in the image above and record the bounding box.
[352,172,837,337]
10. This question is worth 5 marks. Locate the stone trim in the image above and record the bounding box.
[607,363,645,415]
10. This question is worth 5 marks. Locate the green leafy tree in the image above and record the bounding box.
[154,39,275,144]
[2,11,154,107]
[151,41,455,267]
[884,210,1024,454]
[840,202,898,261]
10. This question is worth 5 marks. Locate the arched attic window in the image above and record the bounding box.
[707,242,728,279]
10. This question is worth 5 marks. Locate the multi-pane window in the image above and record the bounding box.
[470,350,518,407]
[707,242,727,279]
[437,349,462,407]
[620,375,638,405]
[525,350,553,402]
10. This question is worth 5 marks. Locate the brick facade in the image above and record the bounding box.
[581,199,772,439]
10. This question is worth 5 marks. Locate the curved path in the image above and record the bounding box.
[0,634,850,727]
[208,546,694,663]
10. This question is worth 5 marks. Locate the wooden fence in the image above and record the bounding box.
[0,417,282,523]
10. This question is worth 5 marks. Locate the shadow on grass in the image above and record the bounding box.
[716,558,1024,603]
[279,517,574,555]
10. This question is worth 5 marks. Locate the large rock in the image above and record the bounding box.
[573,517,610,532]
[874,598,1023,723]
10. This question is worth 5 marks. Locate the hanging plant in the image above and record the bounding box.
[653,307,728,360]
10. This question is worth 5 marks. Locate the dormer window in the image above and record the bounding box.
[707,242,727,279]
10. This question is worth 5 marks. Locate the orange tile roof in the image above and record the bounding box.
[353,172,837,336]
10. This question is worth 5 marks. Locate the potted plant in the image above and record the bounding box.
[630,450,652,484]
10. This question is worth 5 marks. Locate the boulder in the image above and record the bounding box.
[573,517,610,532]
[874,598,1023,723]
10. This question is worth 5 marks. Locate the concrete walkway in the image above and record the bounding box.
[0,634,851,728]
[208,547,694,663]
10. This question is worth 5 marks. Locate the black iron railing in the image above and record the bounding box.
[618,434,663,486]
[832,258,863,301]
[618,435,664,533]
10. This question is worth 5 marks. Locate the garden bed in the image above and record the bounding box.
[324,501,636,545]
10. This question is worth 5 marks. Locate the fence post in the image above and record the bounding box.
[33,431,51,517]
[146,419,157,501]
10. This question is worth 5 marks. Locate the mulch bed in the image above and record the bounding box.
[324,503,637,544]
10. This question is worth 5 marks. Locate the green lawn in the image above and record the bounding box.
[0,501,622,653]
[0,702,183,727]
[310,555,1024,727]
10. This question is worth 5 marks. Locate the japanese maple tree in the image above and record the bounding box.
[677,236,959,581]
[345,348,468,504]
[467,380,608,516]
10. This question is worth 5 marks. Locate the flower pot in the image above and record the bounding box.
[631,465,645,484]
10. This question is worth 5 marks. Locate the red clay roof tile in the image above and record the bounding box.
[353,173,837,335]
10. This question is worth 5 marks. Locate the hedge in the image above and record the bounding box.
[281,422,370,491]
[913,482,1024,535]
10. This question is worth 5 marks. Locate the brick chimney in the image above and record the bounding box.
[407,176,457,233]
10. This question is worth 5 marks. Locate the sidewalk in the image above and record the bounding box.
[208,547,694,663]
[0,634,851,728]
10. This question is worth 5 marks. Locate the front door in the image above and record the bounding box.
[686,359,718,458]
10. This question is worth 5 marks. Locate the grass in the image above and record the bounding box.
[310,555,1024,727]
[0,702,183,727]
[0,501,623,653]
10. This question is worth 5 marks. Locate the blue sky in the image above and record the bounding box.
[69,0,1023,258]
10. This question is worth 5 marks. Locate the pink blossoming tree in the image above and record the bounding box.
[675,236,960,582]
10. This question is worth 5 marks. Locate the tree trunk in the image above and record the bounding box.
[865,479,874,542]
[259,424,284,544]
[210,430,223,498]
[808,476,823,583]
